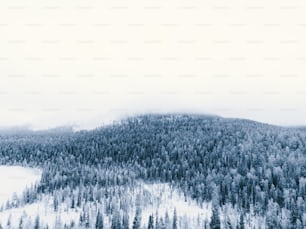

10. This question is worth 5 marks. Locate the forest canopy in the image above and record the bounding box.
[0,114,305,228]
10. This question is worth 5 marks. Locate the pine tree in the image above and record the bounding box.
[6,215,11,229]
[209,205,221,229]
[148,214,154,229]
[172,209,178,229]
[55,215,62,229]
[165,211,170,228]
[111,210,122,229]
[70,220,75,228]
[133,208,141,229]
[238,214,245,229]
[204,219,208,229]
[19,217,23,229]
[71,197,75,209]
[34,215,40,229]
[53,196,59,211]
[226,218,233,229]
[79,205,90,229]
[77,191,82,208]
[155,211,159,229]
[95,211,103,229]
[223,214,233,229]
[122,213,129,229]
[158,217,166,229]
[210,183,221,229]
[79,212,84,226]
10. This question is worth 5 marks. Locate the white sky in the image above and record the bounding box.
[1,0,306,129]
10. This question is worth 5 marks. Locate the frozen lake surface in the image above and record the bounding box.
[0,165,42,207]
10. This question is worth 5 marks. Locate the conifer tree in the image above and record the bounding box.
[238,214,245,229]
[133,208,142,229]
[148,214,154,229]
[122,213,129,229]
[172,209,178,229]
[95,211,103,229]
[34,215,40,229]
[209,205,221,229]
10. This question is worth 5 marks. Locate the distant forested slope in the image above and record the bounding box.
[0,114,305,228]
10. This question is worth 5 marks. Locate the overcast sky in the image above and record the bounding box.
[1,0,306,130]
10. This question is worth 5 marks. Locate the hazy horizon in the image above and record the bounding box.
[0,111,305,132]
[1,0,306,130]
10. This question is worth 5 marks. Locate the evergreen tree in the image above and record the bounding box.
[165,211,170,229]
[111,210,122,229]
[148,214,154,229]
[155,212,159,229]
[95,211,103,229]
[34,215,40,229]
[158,217,166,229]
[122,213,129,229]
[54,215,62,229]
[238,214,245,229]
[53,196,59,211]
[70,220,75,228]
[226,218,233,229]
[172,209,178,229]
[85,210,90,228]
[133,208,141,229]
[77,191,82,208]
[204,219,208,229]
[79,212,84,227]
[210,185,221,229]
[209,206,221,229]
[6,215,11,229]
[19,217,23,229]
[71,197,75,209]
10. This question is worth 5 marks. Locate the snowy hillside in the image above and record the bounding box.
[140,183,211,227]
[0,179,268,229]
[0,114,305,228]
[0,182,212,229]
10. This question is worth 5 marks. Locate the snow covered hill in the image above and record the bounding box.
[0,172,266,229]
[0,180,212,229]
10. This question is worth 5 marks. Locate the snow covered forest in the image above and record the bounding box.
[0,114,305,228]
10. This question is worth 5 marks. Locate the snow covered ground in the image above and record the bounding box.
[141,183,211,228]
[0,195,80,228]
[0,169,264,228]
[0,177,211,228]
[0,166,41,207]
